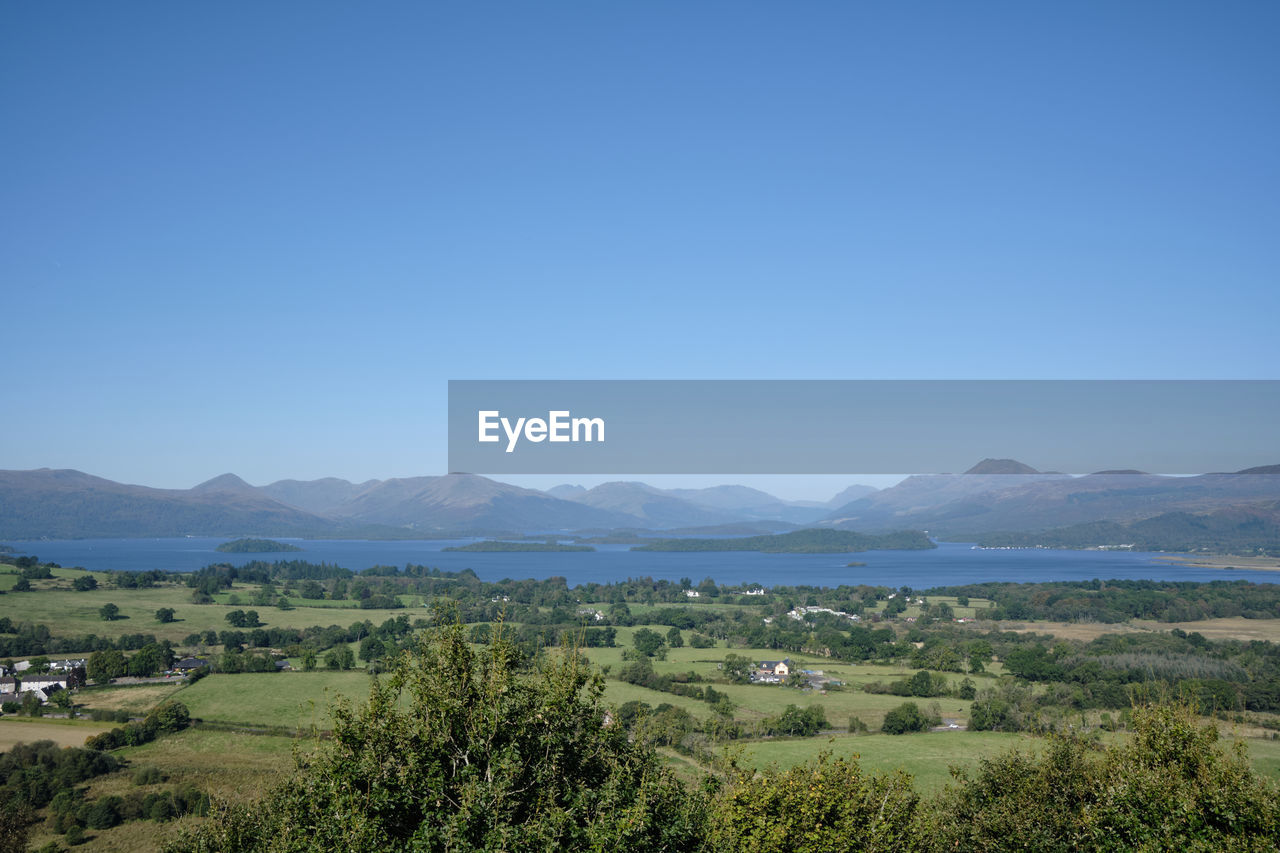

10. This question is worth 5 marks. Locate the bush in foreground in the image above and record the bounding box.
[164,616,706,853]
[927,703,1280,851]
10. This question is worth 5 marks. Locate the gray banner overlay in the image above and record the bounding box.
[447,380,1279,475]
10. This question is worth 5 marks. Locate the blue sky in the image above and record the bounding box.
[3,2,1277,498]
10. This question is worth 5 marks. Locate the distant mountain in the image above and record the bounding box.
[260,477,379,515]
[822,460,1068,530]
[976,501,1280,555]
[546,484,587,500]
[826,484,879,507]
[328,474,638,532]
[0,468,333,539]
[555,482,740,528]
[964,458,1042,475]
[822,461,1280,537]
[664,484,833,524]
[191,473,260,494]
[9,462,1277,541]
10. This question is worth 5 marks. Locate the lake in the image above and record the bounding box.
[6,538,1277,590]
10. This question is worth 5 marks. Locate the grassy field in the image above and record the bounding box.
[0,716,117,750]
[739,730,1042,791]
[591,640,990,729]
[0,569,430,642]
[1245,735,1280,784]
[76,682,185,714]
[24,726,305,853]
[172,670,374,729]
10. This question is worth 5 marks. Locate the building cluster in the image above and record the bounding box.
[0,656,211,708]
[0,658,85,703]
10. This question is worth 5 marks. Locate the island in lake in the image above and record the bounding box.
[442,541,596,553]
[215,538,304,553]
[632,528,934,553]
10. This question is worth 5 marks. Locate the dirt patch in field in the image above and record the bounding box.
[0,718,115,750]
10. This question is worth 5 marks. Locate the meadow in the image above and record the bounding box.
[6,558,1280,852]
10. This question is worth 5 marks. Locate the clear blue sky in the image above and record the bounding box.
[3,2,1277,497]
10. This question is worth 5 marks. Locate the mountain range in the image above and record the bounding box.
[820,460,1280,538]
[1,460,1277,544]
[0,469,872,539]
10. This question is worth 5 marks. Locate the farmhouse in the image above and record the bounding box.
[173,657,209,673]
[757,658,791,679]
[50,658,87,672]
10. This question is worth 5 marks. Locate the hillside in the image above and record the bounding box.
[976,502,1280,555]
[822,462,1280,537]
[0,469,334,539]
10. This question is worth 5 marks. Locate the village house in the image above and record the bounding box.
[756,658,792,682]
[19,676,67,695]
[49,658,87,672]
[172,657,209,673]
[0,676,17,698]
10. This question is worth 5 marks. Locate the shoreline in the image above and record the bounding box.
[1153,554,1280,571]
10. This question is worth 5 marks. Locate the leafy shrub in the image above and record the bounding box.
[162,616,707,852]
[882,702,929,734]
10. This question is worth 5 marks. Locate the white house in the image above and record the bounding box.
[19,677,67,695]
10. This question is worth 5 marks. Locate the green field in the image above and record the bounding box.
[1244,735,1280,785]
[172,670,374,729]
[739,730,1042,792]
[0,568,428,642]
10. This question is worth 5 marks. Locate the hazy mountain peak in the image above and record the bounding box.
[192,473,256,492]
[546,484,587,500]
[826,483,878,506]
[964,459,1040,475]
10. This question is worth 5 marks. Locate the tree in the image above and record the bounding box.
[99,602,121,621]
[164,615,708,852]
[632,627,665,657]
[930,702,1280,850]
[722,653,754,684]
[49,688,73,715]
[0,802,33,853]
[708,753,918,853]
[88,649,128,684]
[72,575,98,591]
[300,648,317,672]
[156,607,176,623]
[766,704,828,736]
[882,702,928,734]
[666,626,684,648]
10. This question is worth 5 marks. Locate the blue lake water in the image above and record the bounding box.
[6,538,1277,590]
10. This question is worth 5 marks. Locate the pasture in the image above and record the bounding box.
[0,716,116,750]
